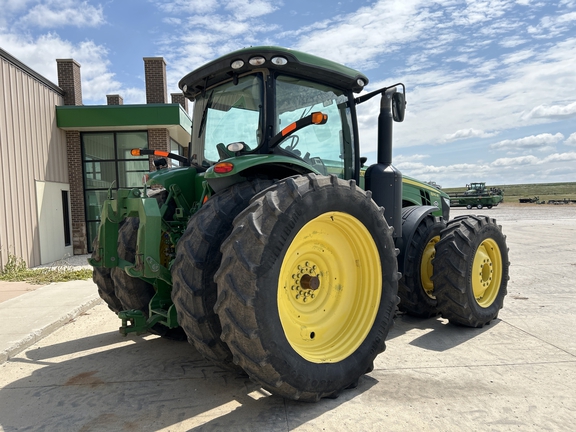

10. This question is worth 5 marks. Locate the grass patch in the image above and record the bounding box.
[0,255,92,285]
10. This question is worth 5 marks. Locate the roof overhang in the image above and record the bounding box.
[56,103,192,145]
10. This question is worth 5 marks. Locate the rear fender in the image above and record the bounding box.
[204,154,320,192]
[395,205,440,274]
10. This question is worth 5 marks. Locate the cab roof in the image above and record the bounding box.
[178,46,369,99]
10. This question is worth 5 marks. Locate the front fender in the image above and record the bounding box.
[88,188,164,279]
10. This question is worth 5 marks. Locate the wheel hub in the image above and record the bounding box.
[420,235,440,298]
[290,262,320,303]
[471,238,503,308]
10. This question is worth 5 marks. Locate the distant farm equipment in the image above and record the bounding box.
[518,196,541,204]
[519,196,576,205]
[547,198,576,205]
[449,182,504,209]
[425,180,442,189]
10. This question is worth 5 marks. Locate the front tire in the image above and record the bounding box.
[112,217,186,340]
[92,236,123,313]
[214,174,399,401]
[432,215,509,327]
[91,190,184,340]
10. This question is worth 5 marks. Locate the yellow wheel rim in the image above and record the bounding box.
[472,238,503,307]
[420,235,439,299]
[277,211,382,363]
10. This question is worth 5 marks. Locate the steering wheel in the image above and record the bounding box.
[284,135,299,152]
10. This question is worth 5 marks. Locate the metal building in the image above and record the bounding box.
[0,49,191,271]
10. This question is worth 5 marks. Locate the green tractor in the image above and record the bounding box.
[89,46,509,402]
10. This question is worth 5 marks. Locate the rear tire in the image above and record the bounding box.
[214,174,399,401]
[171,179,273,371]
[398,215,445,317]
[432,215,509,327]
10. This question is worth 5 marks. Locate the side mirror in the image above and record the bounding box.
[392,92,405,122]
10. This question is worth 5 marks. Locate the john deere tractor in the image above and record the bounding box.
[89,46,509,402]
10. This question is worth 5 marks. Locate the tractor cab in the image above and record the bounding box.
[179,47,368,184]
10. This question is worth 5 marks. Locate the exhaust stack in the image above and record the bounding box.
[365,87,403,238]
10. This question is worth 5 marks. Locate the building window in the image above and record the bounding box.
[82,131,149,250]
[62,190,71,247]
[170,138,186,166]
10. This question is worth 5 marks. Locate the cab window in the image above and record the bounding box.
[275,75,354,178]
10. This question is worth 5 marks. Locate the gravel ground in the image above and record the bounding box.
[1,203,575,431]
[32,254,92,270]
[450,202,576,221]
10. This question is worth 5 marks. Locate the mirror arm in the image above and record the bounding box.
[355,83,406,106]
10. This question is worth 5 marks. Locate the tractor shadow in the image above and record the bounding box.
[1,329,376,431]
[388,312,502,352]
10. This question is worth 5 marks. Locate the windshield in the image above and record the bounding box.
[275,75,354,178]
[190,74,263,164]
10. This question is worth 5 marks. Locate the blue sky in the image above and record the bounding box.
[1,0,575,187]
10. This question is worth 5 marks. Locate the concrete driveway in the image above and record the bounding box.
[1,204,575,431]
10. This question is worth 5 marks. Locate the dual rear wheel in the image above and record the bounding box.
[172,174,399,401]
[398,213,509,327]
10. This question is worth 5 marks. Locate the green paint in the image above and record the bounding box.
[56,103,191,130]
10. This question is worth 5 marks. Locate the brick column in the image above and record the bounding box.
[171,92,188,112]
[57,59,86,254]
[106,94,123,105]
[56,59,82,106]
[65,131,87,254]
[144,57,167,104]
[148,129,171,170]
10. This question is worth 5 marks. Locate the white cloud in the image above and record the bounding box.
[450,0,511,26]
[17,0,105,28]
[542,151,576,163]
[492,155,539,166]
[394,154,429,163]
[565,132,576,146]
[163,17,182,25]
[224,0,277,20]
[528,11,576,38]
[154,0,219,14]
[442,128,498,142]
[294,0,435,70]
[501,48,535,65]
[499,36,528,48]
[490,133,565,151]
[492,151,576,166]
[521,101,576,120]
